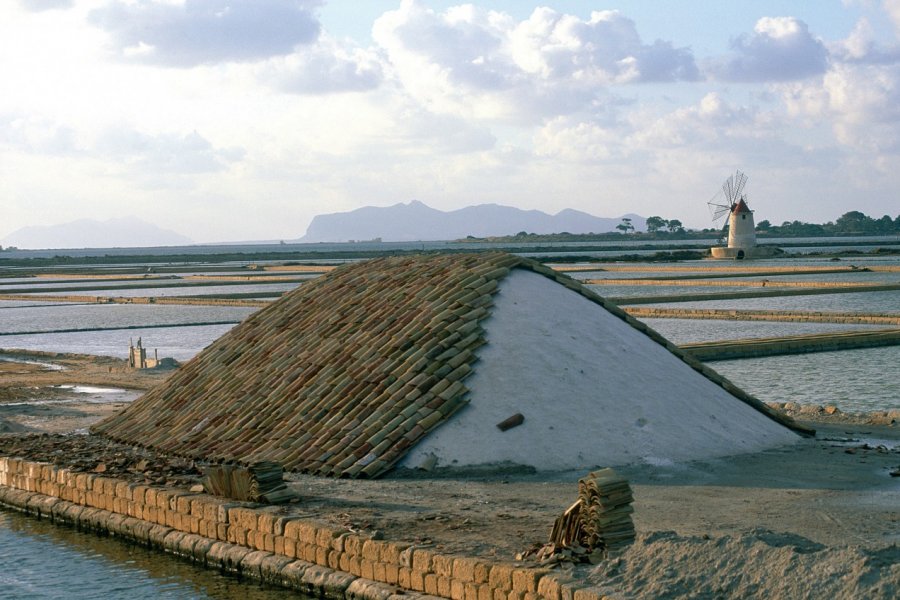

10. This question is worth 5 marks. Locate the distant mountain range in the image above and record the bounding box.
[300,200,645,242]
[1,217,193,250]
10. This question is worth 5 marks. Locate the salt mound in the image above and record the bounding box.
[93,253,806,478]
[400,270,800,471]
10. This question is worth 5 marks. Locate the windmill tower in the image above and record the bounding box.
[709,171,776,259]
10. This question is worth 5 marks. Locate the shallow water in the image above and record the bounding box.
[0,509,304,599]
[0,303,254,334]
[644,289,900,313]
[30,282,301,298]
[643,318,892,345]
[712,346,900,412]
[0,323,238,362]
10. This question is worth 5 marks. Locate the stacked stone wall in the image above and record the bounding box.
[0,456,607,600]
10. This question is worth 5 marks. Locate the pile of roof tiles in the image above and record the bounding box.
[204,461,293,503]
[92,252,804,479]
[577,468,636,554]
[522,468,635,565]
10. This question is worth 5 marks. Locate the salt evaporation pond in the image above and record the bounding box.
[0,323,238,362]
[0,303,255,334]
[1,242,898,596]
[643,289,900,313]
[714,346,900,412]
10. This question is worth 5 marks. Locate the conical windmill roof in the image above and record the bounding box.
[93,252,806,478]
[733,198,752,213]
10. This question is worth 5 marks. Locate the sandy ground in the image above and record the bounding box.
[1,350,898,599]
[0,350,171,433]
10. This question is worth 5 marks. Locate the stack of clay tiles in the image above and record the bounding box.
[204,462,292,504]
[93,252,806,479]
[577,468,635,554]
[537,469,634,564]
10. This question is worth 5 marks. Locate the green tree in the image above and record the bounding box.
[616,217,635,234]
[645,215,667,233]
[666,219,684,233]
[756,219,771,231]
[834,211,874,233]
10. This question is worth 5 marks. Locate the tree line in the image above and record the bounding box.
[755,211,900,236]
[635,210,900,237]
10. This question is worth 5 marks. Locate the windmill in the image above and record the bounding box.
[707,170,748,241]
[708,170,760,259]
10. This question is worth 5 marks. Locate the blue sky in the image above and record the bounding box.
[2,0,900,244]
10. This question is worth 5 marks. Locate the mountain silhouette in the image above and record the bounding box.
[2,217,193,249]
[300,200,644,242]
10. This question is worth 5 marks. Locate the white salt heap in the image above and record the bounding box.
[400,269,800,472]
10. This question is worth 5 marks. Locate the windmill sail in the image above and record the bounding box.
[709,170,748,223]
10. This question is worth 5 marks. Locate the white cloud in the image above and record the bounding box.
[372,1,697,119]
[886,0,900,35]
[259,36,384,95]
[782,62,900,151]
[88,0,322,66]
[93,128,244,175]
[0,114,81,155]
[18,0,72,11]
[509,9,698,84]
[534,117,621,162]
[777,3,900,154]
[0,115,243,176]
[709,17,828,81]
[830,17,900,64]
[3,2,899,241]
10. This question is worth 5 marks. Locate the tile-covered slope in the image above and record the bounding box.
[93,252,809,479]
[94,253,518,478]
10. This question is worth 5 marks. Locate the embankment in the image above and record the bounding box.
[0,457,603,600]
[623,308,900,325]
[681,328,900,361]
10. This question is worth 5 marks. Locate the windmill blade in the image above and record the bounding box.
[732,171,748,203]
[707,189,732,221]
[709,203,731,221]
[722,174,734,204]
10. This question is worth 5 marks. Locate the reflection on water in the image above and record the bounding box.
[0,508,304,599]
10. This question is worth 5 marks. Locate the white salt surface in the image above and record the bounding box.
[400,269,800,472]
[55,384,127,394]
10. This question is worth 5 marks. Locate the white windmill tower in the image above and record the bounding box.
[708,171,775,259]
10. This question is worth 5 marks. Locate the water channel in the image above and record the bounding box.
[0,508,304,599]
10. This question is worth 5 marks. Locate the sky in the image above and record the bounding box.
[2,0,900,243]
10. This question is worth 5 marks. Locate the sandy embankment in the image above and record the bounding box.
[1,350,898,599]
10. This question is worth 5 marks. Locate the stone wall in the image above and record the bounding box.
[0,456,607,600]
